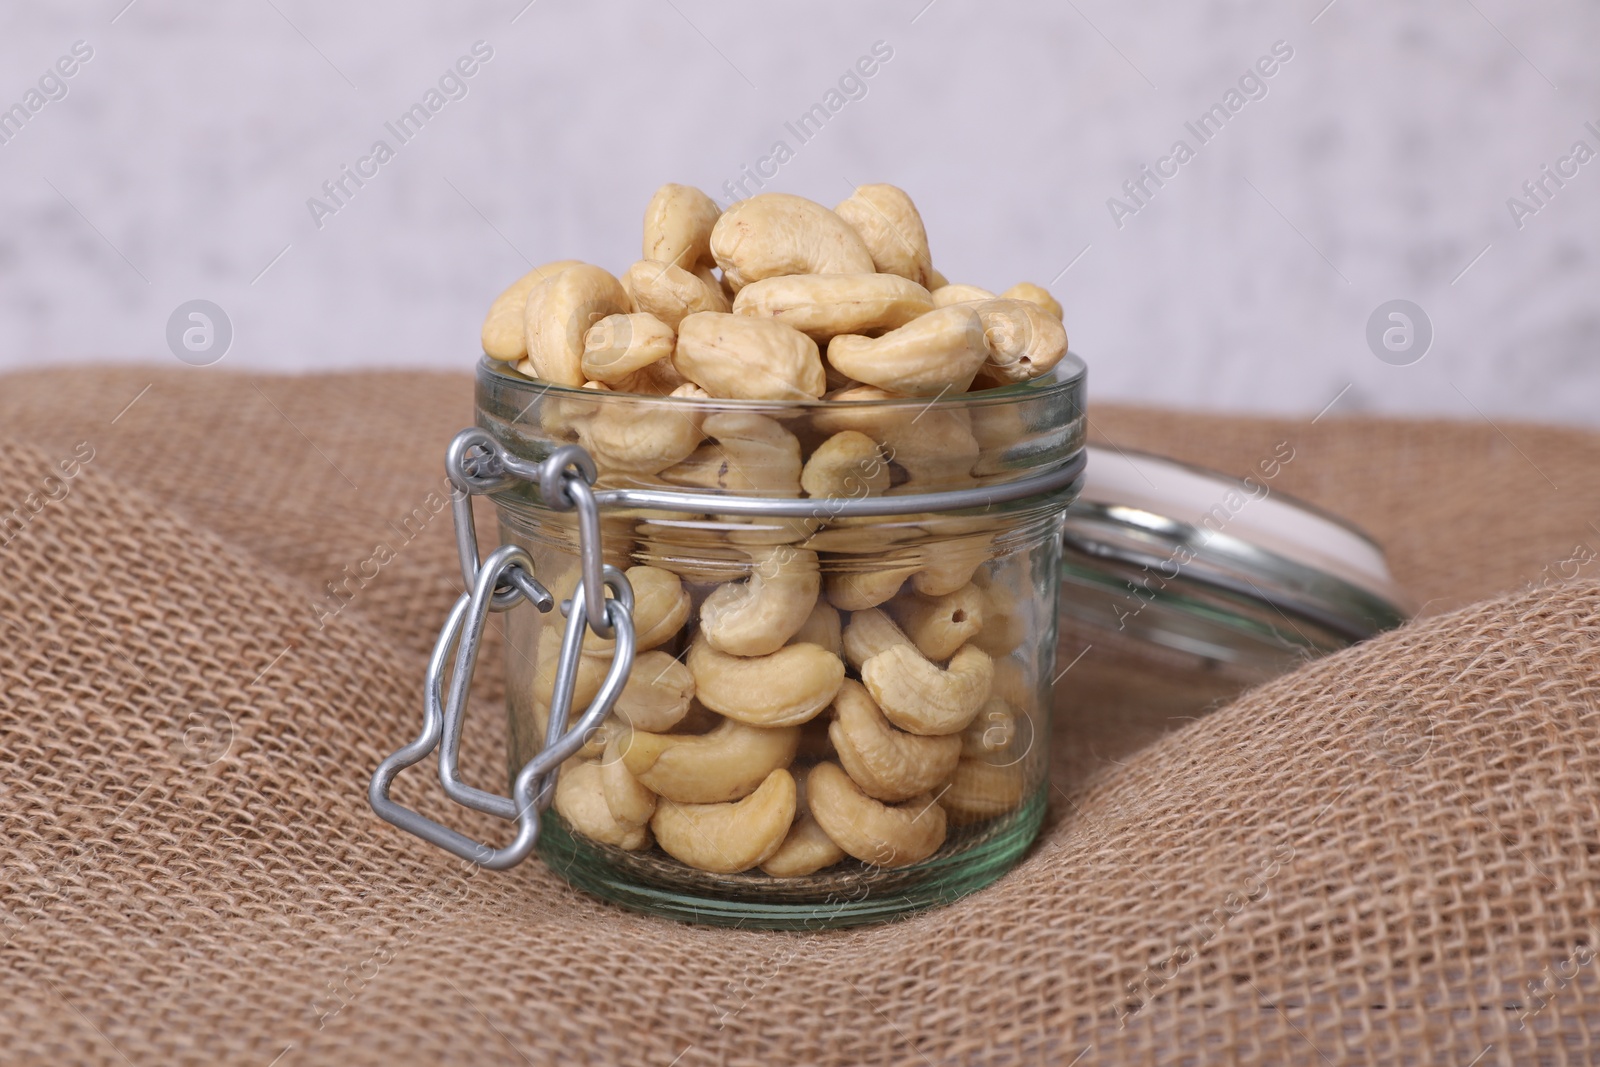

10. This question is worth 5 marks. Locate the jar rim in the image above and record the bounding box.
[476,352,1087,410]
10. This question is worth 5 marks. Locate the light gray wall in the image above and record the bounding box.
[2,1,1596,425]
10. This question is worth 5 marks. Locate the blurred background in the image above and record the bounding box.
[1,0,1595,424]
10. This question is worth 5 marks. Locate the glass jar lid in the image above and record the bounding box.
[1060,445,1410,678]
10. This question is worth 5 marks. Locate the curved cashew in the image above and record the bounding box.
[613,354,691,396]
[829,679,961,802]
[599,733,657,829]
[790,599,842,657]
[824,560,921,611]
[523,264,630,386]
[579,387,705,475]
[861,643,993,736]
[710,193,875,291]
[989,655,1033,710]
[806,762,946,868]
[676,313,825,400]
[974,298,1069,384]
[621,258,729,330]
[940,758,1027,824]
[929,283,995,308]
[1000,281,1063,320]
[880,408,981,493]
[642,183,721,271]
[700,545,820,656]
[687,635,844,727]
[910,531,991,595]
[889,583,985,662]
[651,767,797,873]
[661,411,803,495]
[581,312,675,384]
[811,384,905,435]
[759,765,846,877]
[961,696,1018,759]
[532,625,610,708]
[801,431,890,499]
[732,273,932,341]
[826,306,989,396]
[833,184,934,287]
[971,581,1026,657]
[611,649,694,733]
[573,565,690,658]
[630,565,693,650]
[481,259,582,361]
[554,759,651,850]
[619,716,799,804]
[841,607,912,672]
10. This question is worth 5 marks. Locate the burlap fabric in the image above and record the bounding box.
[3,368,1598,1066]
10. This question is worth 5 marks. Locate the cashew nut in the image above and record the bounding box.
[687,635,845,727]
[700,545,820,656]
[910,532,992,596]
[989,656,1033,711]
[523,264,630,386]
[974,298,1069,384]
[790,599,842,657]
[759,767,847,877]
[579,386,705,475]
[630,565,693,650]
[676,312,826,401]
[829,679,961,802]
[825,305,989,396]
[824,560,922,612]
[971,581,1026,657]
[651,767,797,873]
[600,733,657,829]
[481,260,582,361]
[619,716,800,804]
[581,312,676,384]
[532,625,610,708]
[929,283,995,308]
[642,183,721,271]
[861,644,994,736]
[833,184,934,287]
[879,408,981,493]
[960,697,1019,759]
[612,649,695,733]
[614,355,692,396]
[939,758,1026,825]
[621,258,729,330]
[841,607,912,672]
[710,193,876,291]
[806,762,946,868]
[889,583,985,662]
[801,431,890,499]
[1000,281,1063,320]
[732,273,932,341]
[550,564,689,657]
[811,384,905,435]
[661,411,803,495]
[554,759,651,850]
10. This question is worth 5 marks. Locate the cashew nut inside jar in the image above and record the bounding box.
[372,184,1088,929]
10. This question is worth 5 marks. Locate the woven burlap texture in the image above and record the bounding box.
[3,368,1599,1066]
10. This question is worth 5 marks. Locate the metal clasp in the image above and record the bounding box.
[368,429,635,870]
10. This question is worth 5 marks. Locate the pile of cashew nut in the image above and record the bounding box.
[484,183,1061,877]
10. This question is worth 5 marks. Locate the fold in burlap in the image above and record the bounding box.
[3,368,1599,1066]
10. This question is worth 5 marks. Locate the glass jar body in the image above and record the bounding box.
[478,359,1084,928]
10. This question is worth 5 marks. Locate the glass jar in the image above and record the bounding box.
[371,354,1086,930]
